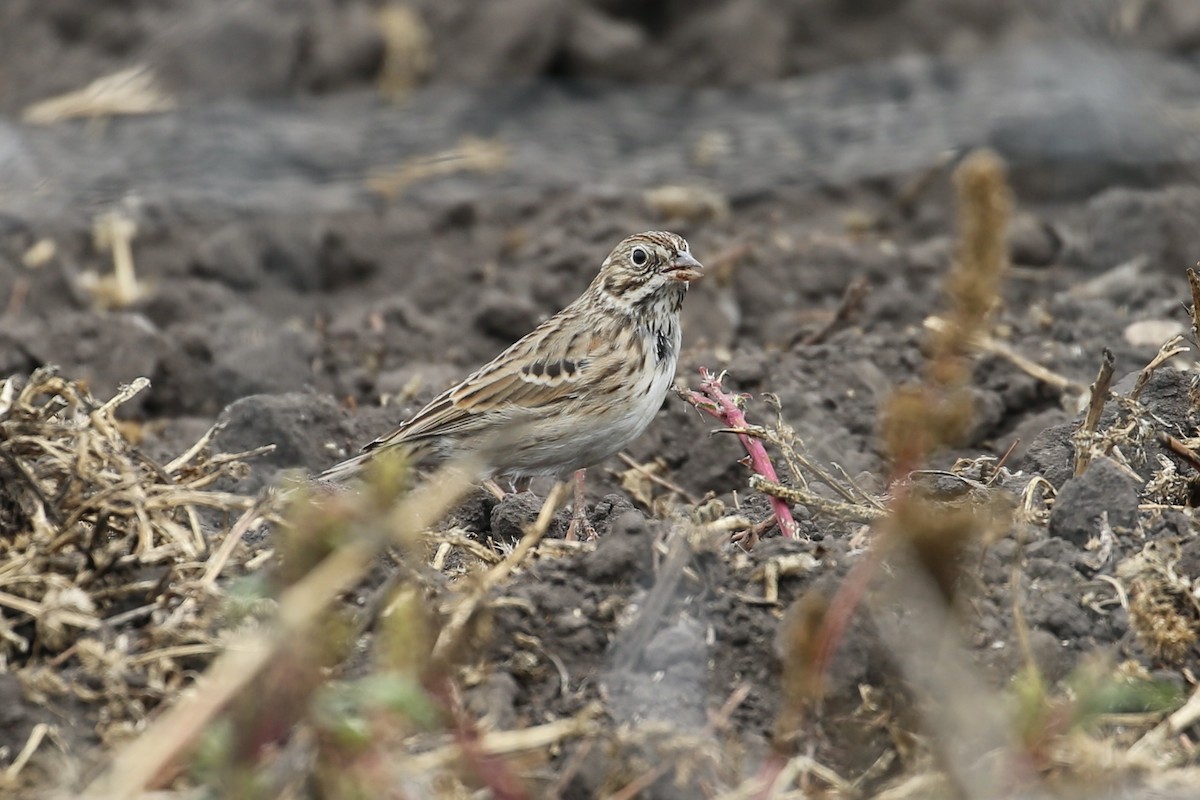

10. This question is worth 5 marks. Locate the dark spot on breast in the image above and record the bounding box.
[656,331,670,362]
[545,361,561,378]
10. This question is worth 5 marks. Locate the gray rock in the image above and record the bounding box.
[1024,421,1075,490]
[1008,212,1062,267]
[5,311,166,414]
[1048,457,1139,547]
[415,0,569,84]
[156,4,306,98]
[214,392,348,491]
[1083,186,1200,273]
[584,510,652,582]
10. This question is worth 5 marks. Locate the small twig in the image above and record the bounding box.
[1130,335,1188,401]
[201,499,268,586]
[431,481,570,663]
[1158,433,1200,474]
[678,369,797,537]
[127,643,220,667]
[764,753,855,797]
[2,723,51,784]
[1131,684,1200,763]
[1188,267,1200,348]
[798,276,870,346]
[163,421,224,475]
[93,377,150,419]
[1073,348,1115,476]
[547,740,595,799]
[749,475,884,523]
[0,589,98,630]
[404,705,599,773]
[437,528,505,565]
[616,451,700,504]
[731,516,776,549]
[988,438,1020,485]
[923,316,1082,394]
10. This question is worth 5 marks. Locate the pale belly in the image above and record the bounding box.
[485,347,678,480]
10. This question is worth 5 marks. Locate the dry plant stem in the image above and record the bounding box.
[1,723,50,785]
[814,150,1012,730]
[431,481,570,663]
[86,460,478,797]
[548,740,594,799]
[1131,684,1200,763]
[1158,433,1200,473]
[1188,268,1200,347]
[617,451,700,504]
[367,136,508,198]
[1131,335,1188,401]
[200,499,268,585]
[405,705,599,773]
[0,589,98,630]
[749,475,884,523]
[1074,348,1115,476]
[680,368,797,537]
[869,542,1029,799]
[798,275,870,346]
[760,753,853,798]
[94,211,140,307]
[923,317,1081,394]
[437,528,505,565]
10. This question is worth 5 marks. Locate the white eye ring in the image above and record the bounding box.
[631,246,649,266]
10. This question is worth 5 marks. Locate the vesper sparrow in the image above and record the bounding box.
[319,231,703,538]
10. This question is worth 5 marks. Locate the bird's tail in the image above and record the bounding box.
[315,450,378,484]
[316,440,439,485]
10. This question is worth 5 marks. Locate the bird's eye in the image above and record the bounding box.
[631,247,649,267]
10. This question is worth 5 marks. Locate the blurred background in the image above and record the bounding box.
[0,0,1198,484]
[2,0,1199,214]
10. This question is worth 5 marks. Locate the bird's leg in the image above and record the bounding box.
[565,468,597,541]
[483,479,507,501]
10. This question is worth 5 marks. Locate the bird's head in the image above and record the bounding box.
[593,231,703,313]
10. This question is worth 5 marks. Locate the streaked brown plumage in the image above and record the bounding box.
[319,231,702,533]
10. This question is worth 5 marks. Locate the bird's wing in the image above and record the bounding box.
[362,307,626,453]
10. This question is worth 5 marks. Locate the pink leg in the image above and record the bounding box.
[565,468,596,541]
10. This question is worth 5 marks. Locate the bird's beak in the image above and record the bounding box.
[666,251,704,282]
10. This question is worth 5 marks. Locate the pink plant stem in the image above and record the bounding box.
[684,368,797,538]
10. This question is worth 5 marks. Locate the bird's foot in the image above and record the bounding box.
[565,506,598,542]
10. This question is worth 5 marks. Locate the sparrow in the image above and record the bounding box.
[319,230,703,538]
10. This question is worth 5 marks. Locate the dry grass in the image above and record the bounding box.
[0,367,268,794]
[366,137,509,199]
[21,66,175,125]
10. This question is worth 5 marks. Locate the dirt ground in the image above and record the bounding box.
[4,1,1200,798]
